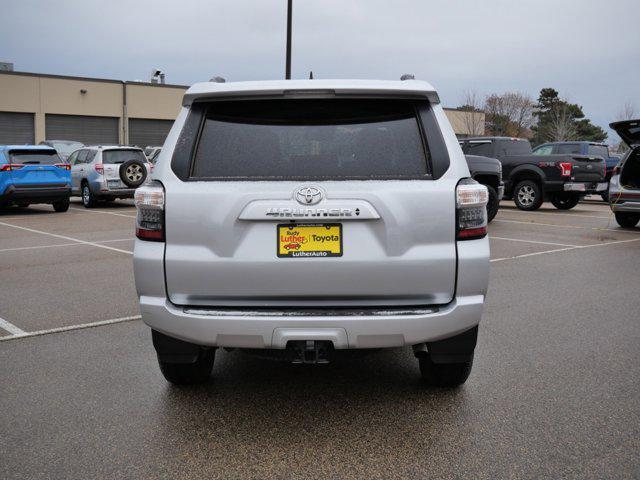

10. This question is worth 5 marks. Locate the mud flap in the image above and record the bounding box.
[414,326,478,364]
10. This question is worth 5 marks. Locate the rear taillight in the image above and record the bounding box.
[1,164,25,171]
[135,182,165,242]
[94,163,104,174]
[558,162,572,177]
[456,179,488,241]
[612,165,620,176]
[55,163,71,170]
[148,162,154,173]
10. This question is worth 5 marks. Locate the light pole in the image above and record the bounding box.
[285,0,292,79]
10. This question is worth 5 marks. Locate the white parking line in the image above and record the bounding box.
[493,218,640,234]
[69,207,136,218]
[0,315,141,342]
[491,237,640,263]
[0,221,133,255]
[490,236,580,248]
[0,238,133,254]
[498,209,610,220]
[0,316,26,336]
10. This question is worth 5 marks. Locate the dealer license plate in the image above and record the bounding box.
[277,223,342,258]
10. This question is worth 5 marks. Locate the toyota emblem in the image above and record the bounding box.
[294,186,323,205]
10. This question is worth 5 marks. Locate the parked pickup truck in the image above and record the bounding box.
[532,141,619,201]
[459,137,607,211]
[465,154,503,222]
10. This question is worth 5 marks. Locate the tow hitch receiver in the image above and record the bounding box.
[290,340,332,365]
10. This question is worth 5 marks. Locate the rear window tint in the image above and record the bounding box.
[9,150,61,165]
[102,149,146,164]
[499,140,531,155]
[190,99,430,180]
[464,142,492,156]
[555,144,581,154]
[587,145,609,158]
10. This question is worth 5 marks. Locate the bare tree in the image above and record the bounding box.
[484,92,534,137]
[457,90,484,136]
[544,104,577,142]
[617,101,636,121]
[614,102,636,152]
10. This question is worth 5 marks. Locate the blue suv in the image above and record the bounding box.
[0,145,72,212]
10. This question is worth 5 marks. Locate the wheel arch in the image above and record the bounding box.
[473,173,500,190]
[508,166,545,195]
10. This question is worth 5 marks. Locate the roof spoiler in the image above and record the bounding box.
[182,81,440,107]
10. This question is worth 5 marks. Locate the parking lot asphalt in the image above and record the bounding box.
[1,199,639,479]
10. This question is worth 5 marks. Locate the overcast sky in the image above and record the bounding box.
[2,0,637,139]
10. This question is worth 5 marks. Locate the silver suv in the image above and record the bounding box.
[69,145,151,208]
[133,79,490,386]
[609,120,640,228]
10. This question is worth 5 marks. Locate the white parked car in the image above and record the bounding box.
[133,79,490,386]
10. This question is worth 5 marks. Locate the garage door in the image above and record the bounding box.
[45,114,119,145]
[0,112,35,144]
[128,118,174,147]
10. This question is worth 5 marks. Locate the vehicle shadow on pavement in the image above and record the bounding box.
[0,206,58,217]
[147,348,476,476]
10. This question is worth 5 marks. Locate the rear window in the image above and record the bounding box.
[102,149,146,164]
[588,145,609,158]
[190,99,430,180]
[464,142,492,157]
[499,140,532,155]
[8,150,61,165]
[555,144,581,154]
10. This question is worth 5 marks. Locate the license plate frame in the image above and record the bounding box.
[277,223,343,258]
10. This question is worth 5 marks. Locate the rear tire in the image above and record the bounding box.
[485,185,499,222]
[419,354,473,387]
[550,193,580,210]
[614,212,640,228]
[53,198,70,212]
[158,349,215,385]
[513,180,543,211]
[81,183,97,208]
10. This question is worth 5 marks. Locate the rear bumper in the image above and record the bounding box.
[543,180,607,194]
[563,182,608,193]
[1,184,71,204]
[97,188,135,199]
[610,193,640,212]
[139,294,485,349]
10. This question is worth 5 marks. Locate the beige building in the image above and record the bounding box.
[0,70,484,145]
[444,108,486,137]
[0,70,186,146]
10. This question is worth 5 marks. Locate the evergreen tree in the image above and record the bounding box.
[531,88,606,145]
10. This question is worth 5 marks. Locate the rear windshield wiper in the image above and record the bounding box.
[22,161,41,164]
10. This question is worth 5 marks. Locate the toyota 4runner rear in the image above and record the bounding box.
[133,79,490,387]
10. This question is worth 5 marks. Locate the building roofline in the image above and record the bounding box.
[0,69,189,89]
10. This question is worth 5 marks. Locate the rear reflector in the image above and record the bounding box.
[135,183,165,242]
[456,179,488,241]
